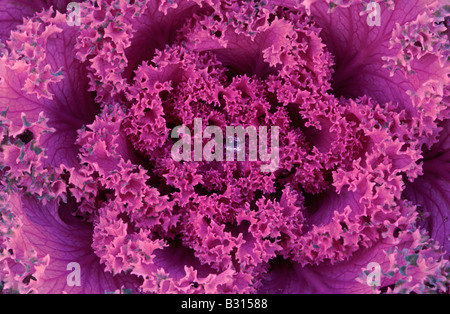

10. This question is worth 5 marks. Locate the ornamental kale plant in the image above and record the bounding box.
[0,0,449,294]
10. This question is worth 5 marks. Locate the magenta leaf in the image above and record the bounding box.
[0,0,448,294]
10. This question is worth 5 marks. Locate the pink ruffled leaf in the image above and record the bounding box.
[0,9,99,167]
[0,193,140,293]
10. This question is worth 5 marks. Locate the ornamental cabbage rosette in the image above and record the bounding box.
[0,0,449,294]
